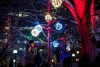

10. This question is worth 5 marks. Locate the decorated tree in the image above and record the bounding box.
[0,16,13,60]
[64,0,96,62]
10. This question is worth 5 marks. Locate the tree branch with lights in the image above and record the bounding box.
[64,0,96,62]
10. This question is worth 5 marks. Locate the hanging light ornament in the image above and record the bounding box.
[51,0,63,8]
[52,40,59,47]
[35,25,43,33]
[55,22,63,30]
[31,29,40,37]
[45,13,52,22]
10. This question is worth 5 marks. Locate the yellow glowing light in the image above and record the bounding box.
[51,0,63,8]
[45,13,52,22]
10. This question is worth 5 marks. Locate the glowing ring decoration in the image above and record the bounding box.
[52,40,59,47]
[55,22,63,30]
[35,25,43,33]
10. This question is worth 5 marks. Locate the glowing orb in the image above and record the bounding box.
[31,29,40,37]
[55,22,63,30]
[45,13,52,22]
[52,41,59,47]
[35,25,43,33]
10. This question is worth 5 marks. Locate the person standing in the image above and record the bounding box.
[25,40,37,67]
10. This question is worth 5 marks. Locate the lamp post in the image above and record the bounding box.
[13,50,18,67]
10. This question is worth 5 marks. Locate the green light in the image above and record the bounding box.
[28,35,33,39]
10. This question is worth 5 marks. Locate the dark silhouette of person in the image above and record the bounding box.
[25,40,42,67]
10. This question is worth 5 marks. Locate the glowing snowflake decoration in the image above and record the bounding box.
[51,0,63,8]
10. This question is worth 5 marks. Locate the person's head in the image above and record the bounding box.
[29,40,35,48]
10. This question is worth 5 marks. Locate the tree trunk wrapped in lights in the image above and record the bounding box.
[64,0,96,62]
[0,16,13,60]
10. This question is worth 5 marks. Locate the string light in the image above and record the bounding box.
[51,0,63,8]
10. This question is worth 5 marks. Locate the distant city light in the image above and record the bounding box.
[5,27,10,30]
[76,58,80,62]
[72,53,75,57]
[19,48,23,50]
[24,40,27,44]
[18,40,20,43]
[5,33,8,34]
[76,51,80,54]
[39,49,43,52]
[52,59,54,62]
[13,59,16,62]
[13,50,18,54]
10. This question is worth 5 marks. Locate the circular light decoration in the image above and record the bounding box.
[35,25,43,33]
[52,40,59,47]
[45,13,52,22]
[55,22,63,30]
[31,29,40,37]
[51,0,63,8]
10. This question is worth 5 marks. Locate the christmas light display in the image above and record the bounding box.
[55,22,63,30]
[35,25,43,33]
[31,29,40,37]
[51,0,63,8]
[45,13,52,22]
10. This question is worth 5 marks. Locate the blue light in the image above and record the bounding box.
[35,25,43,33]
[60,54,69,62]
[55,22,63,30]
[52,40,59,47]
